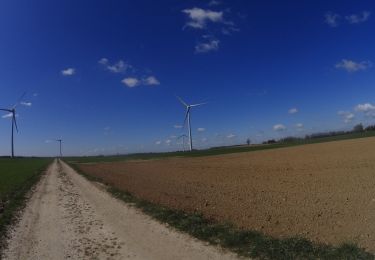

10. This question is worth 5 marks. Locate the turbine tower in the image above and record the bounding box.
[177,134,188,152]
[0,92,26,158]
[177,96,206,151]
[55,139,63,157]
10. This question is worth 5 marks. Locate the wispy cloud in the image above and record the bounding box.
[273,124,286,131]
[346,11,371,24]
[99,58,132,74]
[325,12,340,27]
[335,59,372,73]
[208,0,221,6]
[182,7,224,29]
[197,127,206,132]
[182,5,239,53]
[155,140,162,145]
[195,39,220,53]
[2,113,13,119]
[295,123,304,131]
[227,133,236,139]
[325,11,370,27]
[174,125,183,129]
[288,108,298,114]
[122,77,140,88]
[143,76,160,86]
[122,76,160,88]
[355,103,375,112]
[20,102,32,107]
[355,103,375,118]
[61,68,75,76]
[338,111,355,123]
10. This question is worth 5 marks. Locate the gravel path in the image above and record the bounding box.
[3,159,238,260]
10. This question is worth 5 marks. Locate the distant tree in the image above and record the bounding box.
[353,123,364,132]
[246,138,251,145]
[365,125,375,131]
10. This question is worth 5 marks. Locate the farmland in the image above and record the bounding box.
[74,136,375,254]
[0,158,52,250]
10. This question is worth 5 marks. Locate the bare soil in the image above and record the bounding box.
[78,137,375,253]
[3,160,237,260]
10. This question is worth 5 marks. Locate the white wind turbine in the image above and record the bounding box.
[0,92,26,158]
[177,96,206,151]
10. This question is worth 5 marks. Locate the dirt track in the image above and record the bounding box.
[2,160,237,260]
[79,137,375,253]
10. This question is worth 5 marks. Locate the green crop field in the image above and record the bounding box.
[0,158,52,250]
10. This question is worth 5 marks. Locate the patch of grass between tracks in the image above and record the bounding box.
[69,162,374,260]
[0,158,52,254]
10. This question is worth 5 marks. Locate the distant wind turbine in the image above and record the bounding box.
[177,134,188,152]
[177,96,207,151]
[0,92,26,158]
[55,139,63,157]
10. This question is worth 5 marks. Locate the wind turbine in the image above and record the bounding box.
[177,96,206,151]
[177,134,188,152]
[0,92,26,158]
[55,139,63,157]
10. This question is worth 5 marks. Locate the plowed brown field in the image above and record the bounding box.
[77,137,375,252]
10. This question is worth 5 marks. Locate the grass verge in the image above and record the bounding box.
[68,162,374,260]
[0,158,52,254]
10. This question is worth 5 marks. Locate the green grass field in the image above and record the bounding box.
[0,158,52,251]
[67,131,375,164]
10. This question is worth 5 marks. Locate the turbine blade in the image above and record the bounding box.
[13,114,19,133]
[190,102,207,107]
[12,92,27,109]
[183,107,190,126]
[0,108,12,112]
[176,96,188,107]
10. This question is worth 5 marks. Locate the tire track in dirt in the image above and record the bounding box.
[3,159,238,260]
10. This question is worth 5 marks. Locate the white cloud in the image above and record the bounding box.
[20,102,32,107]
[195,39,220,53]
[201,137,208,142]
[335,59,372,73]
[98,58,108,65]
[355,103,375,112]
[325,12,340,27]
[295,123,304,131]
[288,108,298,114]
[99,58,131,74]
[227,134,236,139]
[208,0,221,6]
[33,93,39,97]
[338,111,355,123]
[122,77,140,88]
[61,68,75,76]
[197,127,206,132]
[107,60,129,73]
[273,124,286,131]
[155,140,162,145]
[182,7,224,29]
[143,76,160,86]
[2,113,13,119]
[165,139,172,145]
[355,103,375,118]
[174,125,183,129]
[346,11,371,24]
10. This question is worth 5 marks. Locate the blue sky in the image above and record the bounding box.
[1,0,375,156]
